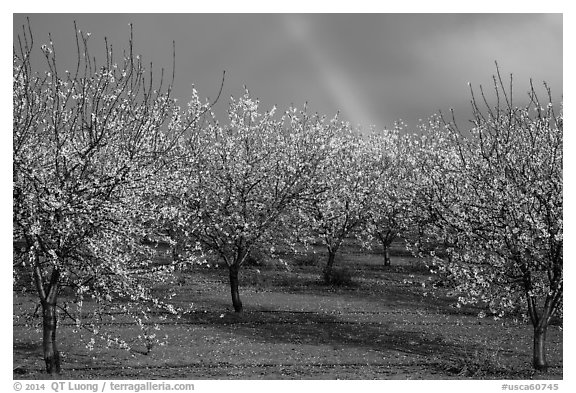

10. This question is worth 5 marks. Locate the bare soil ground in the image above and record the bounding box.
[13,244,563,379]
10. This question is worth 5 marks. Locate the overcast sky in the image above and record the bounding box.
[13,13,562,131]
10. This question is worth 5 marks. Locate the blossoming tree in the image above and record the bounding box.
[297,127,390,281]
[362,127,417,266]
[171,92,338,312]
[415,72,562,371]
[13,21,207,373]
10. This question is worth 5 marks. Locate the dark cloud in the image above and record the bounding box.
[13,13,562,131]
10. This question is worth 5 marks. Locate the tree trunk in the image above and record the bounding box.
[42,301,61,374]
[377,230,395,267]
[523,270,557,372]
[33,259,61,374]
[172,245,180,262]
[324,250,337,282]
[229,264,243,313]
[382,246,391,266]
[533,324,549,371]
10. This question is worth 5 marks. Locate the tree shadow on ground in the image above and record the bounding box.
[13,341,42,357]
[180,298,468,361]
[231,266,485,319]
[176,303,557,379]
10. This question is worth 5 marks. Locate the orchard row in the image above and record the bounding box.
[13,22,562,374]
